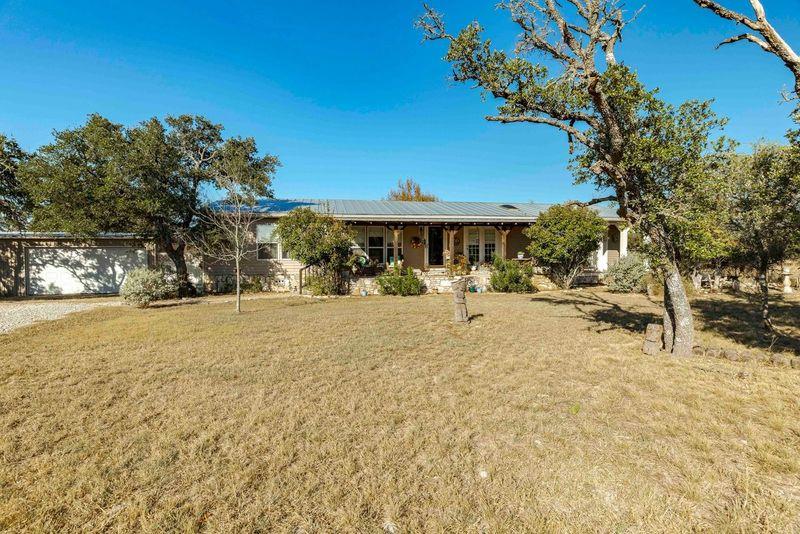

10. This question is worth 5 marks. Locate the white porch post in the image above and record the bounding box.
[596,234,608,272]
[619,226,629,259]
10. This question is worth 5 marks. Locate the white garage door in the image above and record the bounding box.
[26,247,148,296]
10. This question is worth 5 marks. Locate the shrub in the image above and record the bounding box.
[606,253,649,293]
[376,266,425,296]
[120,267,176,308]
[241,276,266,293]
[524,205,606,289]
[447,254,471,276]
[306,269,348,296]
[490,257,535,293]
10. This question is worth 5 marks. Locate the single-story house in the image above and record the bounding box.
[0,199,629,297]
[203,199,629,293]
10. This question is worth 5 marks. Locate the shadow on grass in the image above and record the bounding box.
[534,290,800,355]
[692,291,800,355]
[534,291,657,335]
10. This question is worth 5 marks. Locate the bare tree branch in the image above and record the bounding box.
[486,114,600,151]
[694,0,800,101]
[717,33,772,52]
[565,195,618,207]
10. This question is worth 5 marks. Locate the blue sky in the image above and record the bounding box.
[0,1,798,203]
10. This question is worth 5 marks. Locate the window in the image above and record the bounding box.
[367,226,384,262]
[256,223,280,260]
[484,229,496,262]
[386,228,403,264]
[466,228,480,264]
[350,225,366,253]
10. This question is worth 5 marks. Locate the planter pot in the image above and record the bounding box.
[517,253,525,260]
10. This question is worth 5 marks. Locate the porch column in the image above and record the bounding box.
[497,227,511,259]
[596,235,607,271]
[619,225,629,259]
[392,227,400,267]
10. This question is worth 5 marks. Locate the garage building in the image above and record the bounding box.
[0,233,155,298]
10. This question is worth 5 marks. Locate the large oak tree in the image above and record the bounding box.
[417,1,730,356]
[22,114,278,297]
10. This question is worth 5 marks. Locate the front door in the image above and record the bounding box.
[428,227,444,266]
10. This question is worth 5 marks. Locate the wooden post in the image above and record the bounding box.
[496,227,511,259]
[643,323,664,356]
[453,278,469,323]
[392,227,400,267]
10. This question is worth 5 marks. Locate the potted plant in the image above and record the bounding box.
[517,251,525,260]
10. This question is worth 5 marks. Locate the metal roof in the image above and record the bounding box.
[0,231,143,240]
[246,198,622,223]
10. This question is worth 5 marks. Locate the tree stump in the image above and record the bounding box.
[643,323,663,356]
[453,278,469,323]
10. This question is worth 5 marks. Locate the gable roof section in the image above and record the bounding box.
[245,198,622,224]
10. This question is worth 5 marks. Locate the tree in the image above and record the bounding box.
[417,1,729,356]
[182,138,277,313]
[387,178,438,201]
[275,207,354,294]
[723,144,800,332]
[21,114,278,298]
[21,115,130,234]
[524,205,606,289]
[693,0,800,105]
[0,134,30,230]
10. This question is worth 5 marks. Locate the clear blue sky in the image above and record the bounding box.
[0,1,798,203]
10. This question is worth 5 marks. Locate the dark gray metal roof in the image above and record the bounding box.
[248,198,622,223]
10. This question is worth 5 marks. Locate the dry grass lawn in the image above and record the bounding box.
[1,290,799,532]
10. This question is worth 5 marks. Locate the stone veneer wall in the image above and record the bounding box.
[349,268,493,296]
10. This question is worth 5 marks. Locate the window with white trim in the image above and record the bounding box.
[466,228,480,264]
[386,229,403,264]
[484,228,496,262]
[351,226,366,254]
[256,223,280,260]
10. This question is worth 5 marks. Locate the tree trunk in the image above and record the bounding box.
[662,277,674,354]
[162,241,192,298]
[235,258,242,314]
[759,257,773,332]
[663,264,694,357]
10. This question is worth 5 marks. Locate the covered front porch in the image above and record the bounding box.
[349,223,532,271]
[349,222,629,273]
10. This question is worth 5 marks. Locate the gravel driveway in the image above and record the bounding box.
[0,299,121,334]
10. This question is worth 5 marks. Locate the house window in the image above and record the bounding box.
[256,223,280,260]
[484,229,496,262]
[466,228,480,264]
[386,229,403,264]
[367,226,385,262]
[351,226,366,254]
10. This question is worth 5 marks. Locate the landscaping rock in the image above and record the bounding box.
[770,354,790,367]
[643,323,663,356]
[706,347,724,359]
[791,358,800,370]
[723,349,742,362]
[692,345,706,357]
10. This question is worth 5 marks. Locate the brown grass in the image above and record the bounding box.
[1,290,799,532]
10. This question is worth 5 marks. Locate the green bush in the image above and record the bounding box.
[376,267,425,296]
[490,257,535,293]
[606,253,649,293]
[241,276,266,293]
[120,267,177,308]
[524,205,606,288]
[306,269,347,296]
